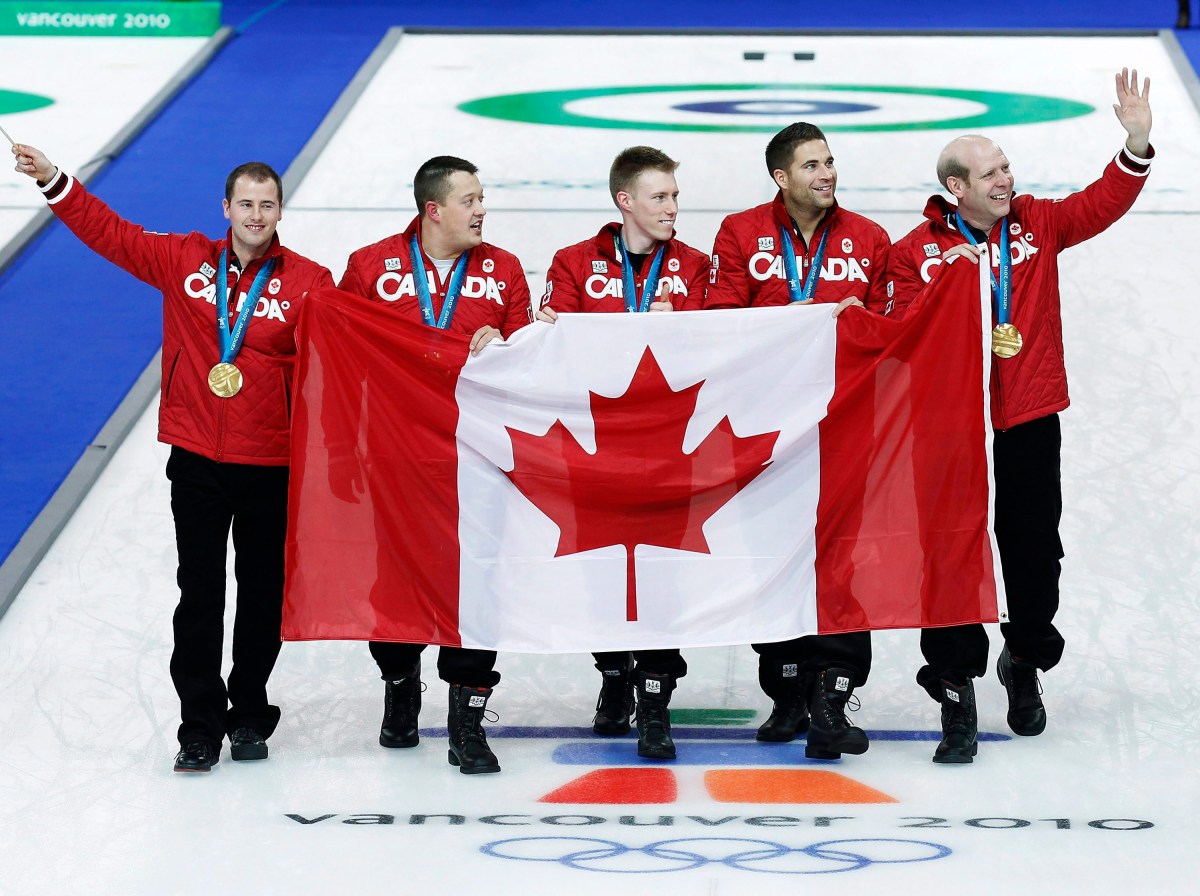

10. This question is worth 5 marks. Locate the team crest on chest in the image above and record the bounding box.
[384,256,403,271]
[923,243,941,258]
[842,238,853,253]
[757,236,774,251]
[482,258,495,273]
[592,260,608,274]
[200,262,216,278]
[667,257,680,272]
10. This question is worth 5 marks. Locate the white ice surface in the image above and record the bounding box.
[0,36,211,249]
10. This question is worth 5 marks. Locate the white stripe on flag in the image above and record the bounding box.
[454,306,838,652]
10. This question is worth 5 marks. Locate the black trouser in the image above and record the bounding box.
[918,413,1066,700]
[167,447,287,748]
[592,649,688,681]
[753,632,872,701]
[370,641,500,688]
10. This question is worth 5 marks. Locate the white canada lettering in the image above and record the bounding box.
[375,270,503,304]
[184,273,216,302]
[919,236,1040,284]
[232,292,288,322]
[585,275,689,300]
[375,271,421,301]
[460,276,504,305]
[749,251,785,280]
[656,275,688,297]
[586,275,622,299]
[749,252,867,283]
[183,273,289,321]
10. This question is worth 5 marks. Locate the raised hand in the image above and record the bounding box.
[1113,67,1152,156]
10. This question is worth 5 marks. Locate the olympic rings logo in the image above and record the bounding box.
[481,836,951,873]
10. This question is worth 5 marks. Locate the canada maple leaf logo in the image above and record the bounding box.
[503,347,779,622]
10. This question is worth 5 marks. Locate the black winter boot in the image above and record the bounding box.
[634,671,676,760]
[447,685,500,774]
[806,668,869,760]
[756,681,810,743]
[379,662,422,748]
[996,646,1046,736]
[593,656,635,735]
[933,679,978,764]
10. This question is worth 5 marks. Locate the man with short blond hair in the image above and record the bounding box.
[535,145,709,760]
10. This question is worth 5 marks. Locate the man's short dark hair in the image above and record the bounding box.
[414,156,479,214]
[765,122,829,177]
[609,146,679,202]
[225,162,283,205]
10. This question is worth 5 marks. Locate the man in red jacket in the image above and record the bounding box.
[885,68,1153,763]
[337,155,530,774]
[12,143,333,773]
[704,122,890,762]
[535,145,709,761]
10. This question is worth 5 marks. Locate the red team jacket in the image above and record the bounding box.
[540,222,710,314]
[40,171,333,465]
[338,215,531,339]
[886,146,1153,430]
[705,194,891,309]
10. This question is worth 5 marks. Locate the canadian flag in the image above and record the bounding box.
[283,256,1003,651]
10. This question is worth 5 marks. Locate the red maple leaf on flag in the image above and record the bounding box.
[504,347,780,622]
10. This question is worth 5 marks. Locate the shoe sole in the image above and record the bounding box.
[230,745,268,761]
[805,746,841,760]
[447,750,500,774]
[806,729,869,758]
[933,743,978,764]
[637,748,677,760]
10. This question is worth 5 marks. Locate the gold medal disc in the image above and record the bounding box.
[208,362,243,398]
[991,323,1023,359]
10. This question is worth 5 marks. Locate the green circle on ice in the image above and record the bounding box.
[0,89,55,117]
[458,83,1094,132]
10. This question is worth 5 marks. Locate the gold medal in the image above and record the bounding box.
[991,323,1023,359]
[208,362,243,398]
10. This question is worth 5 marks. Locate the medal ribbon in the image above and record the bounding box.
[615,235,666,313]
[955,212,1011,326]
[410,233,469,329]
[779,225,830,304]
[215,248,275,364]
